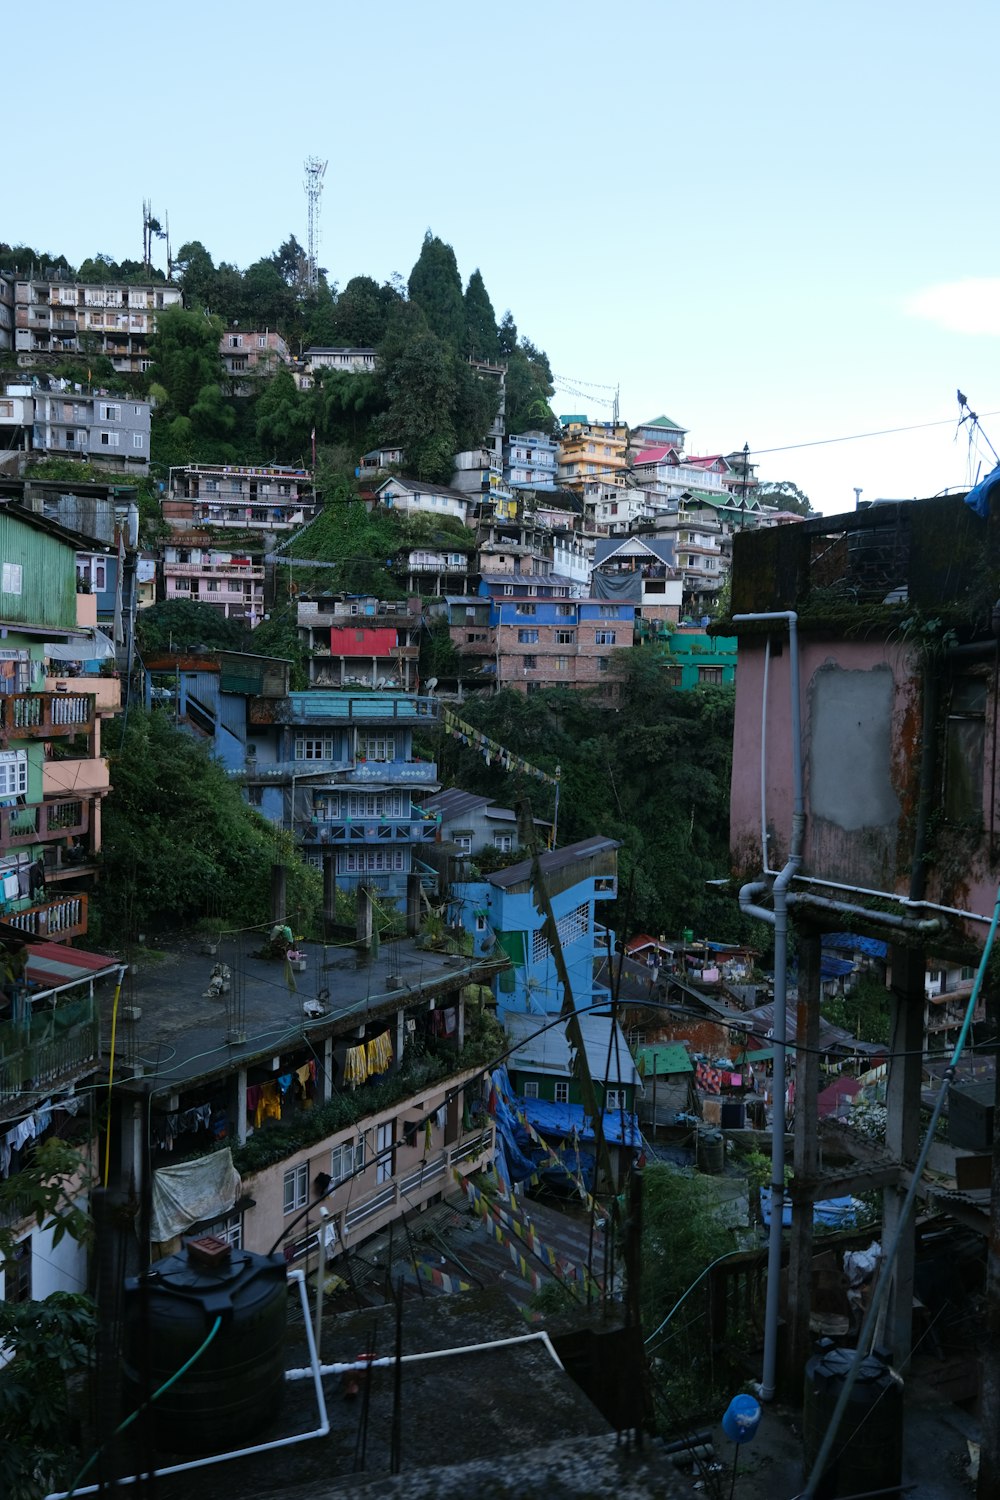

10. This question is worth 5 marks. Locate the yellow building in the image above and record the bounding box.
[557,416,629,491]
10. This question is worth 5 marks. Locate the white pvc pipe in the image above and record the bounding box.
[45,1269,329,1500]
[284,1328,565,1379]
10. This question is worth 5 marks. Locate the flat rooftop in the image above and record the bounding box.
[101,932,504,1097]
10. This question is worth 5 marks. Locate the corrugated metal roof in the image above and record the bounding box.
[419,788,493,820]
[506,1011,640,1089]
[636,1043,692,1076]
[486,835,619,889]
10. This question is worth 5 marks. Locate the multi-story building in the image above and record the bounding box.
[726,490,1000,1379]
[557,417,629,492]
[451,448,516,522]
[504,429,560,490]
[244,691,441,901]
[437,595,494,678]
[451,836,620,1017]
[0,274,13,351]
[486,581,635,695]
[630,414,688,451]
[641,624,738,687]
[0,503,118,940]
[296,595,423,690]
[102,915,501,1279]
[31,389,151,473]
[164,463,316,533]
[418,788,548,860]
[161,537,266,626]
[399,544,475,596]
[591,535,683,627]
[219,328,289,380]
[13,277,182,372]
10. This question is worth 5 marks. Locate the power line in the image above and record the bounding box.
[749,408,1000,458]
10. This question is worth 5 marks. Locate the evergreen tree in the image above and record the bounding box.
[463,269,499,360]
[331,275,401,346]
[407,232,465,347]
[148,304,226,417]
[255,368,312,462]
[497,310,519,357]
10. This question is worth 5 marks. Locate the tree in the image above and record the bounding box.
[756,479,814,516]
[331,275,401,347]
[99,708,322,933]
[148,304,226,417]
[506,338,557,434]
[378,325,459,483]
[497,311,519,357]
[137,599,250,655]
[173,240,217,308]
[407,232,465,348]
[463,269,499,360]
[255,368,312,461]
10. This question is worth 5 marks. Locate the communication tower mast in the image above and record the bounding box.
[303,156,328,290]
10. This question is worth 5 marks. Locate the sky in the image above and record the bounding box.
[7,0,1000,514]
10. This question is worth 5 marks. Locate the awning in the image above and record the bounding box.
[45,628,117,661]
[24,940,121,995]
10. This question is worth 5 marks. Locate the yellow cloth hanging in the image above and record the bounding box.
[344,1044,368,1086]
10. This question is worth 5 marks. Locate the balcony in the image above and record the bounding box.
[47,676,121,713]
[302,817,439,846]
[0,692,95,739]
[166,561,265,579]
[7,894,88,941]
[341,1127,493,1240]
[43,756,109,796]
[0,992,99,1107]
[0,796,90,848]
[344,760,438,785]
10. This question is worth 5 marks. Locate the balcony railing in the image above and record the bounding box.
[302,818,438,846]
[1,796,89,847]
[342,1127,493,1238]
[7,894,88,941]
[0,993,99,1107]
[1,692,95,738]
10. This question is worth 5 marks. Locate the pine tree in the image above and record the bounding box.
[407,232,465,347]
[463,269,499,360]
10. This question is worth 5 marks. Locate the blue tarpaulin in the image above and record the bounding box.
[760,1187,857,1228]
[823,932,888,960]
[965,464,1000,519]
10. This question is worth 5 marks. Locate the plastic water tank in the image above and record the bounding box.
[696,1128,725,1175]
[123,1237,287,1453]
[802,1341,902,1497]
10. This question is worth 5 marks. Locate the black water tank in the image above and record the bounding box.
[802,1341,903,1498]
[123,1238,287,1453]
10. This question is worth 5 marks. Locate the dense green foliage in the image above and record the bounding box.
[136,599,252,655]
[441,654,751,942]
[97,708,321,936]
[822,970,891,1043]
[0,1291,97,1500]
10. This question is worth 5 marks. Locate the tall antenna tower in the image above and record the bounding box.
[303,156,328,290]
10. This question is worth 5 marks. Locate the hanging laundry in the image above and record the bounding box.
[343,1045,368,1087]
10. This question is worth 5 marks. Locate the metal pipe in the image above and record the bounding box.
[790,872,994,926]
[760,635,775,874]
[733,612,804,1402]
[46,1269,329,1500]
[785,891,943,935]
[284,1328,565,1380]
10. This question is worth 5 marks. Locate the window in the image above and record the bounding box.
[4,1237,31,1303]
[698,666,723,684]
[0,401,13,419]
[207,580,220,592]
[522,655,537,670]
[100,431,120,447]
[555,630,575,645]
[662,665,683,687]
[553,655,570,671]
[600,606,617,618]
[556,604,576,618]
[330,1137,365,1187]
[598,657,611,673]
[283,1162,309,1214]
[515,603,536,616]
[594,630,616,646]
[945,676,987,822]
[295,734,336,761]
[0,751,28,798]
[503,584,514,596]
[605,1090,625,1111]
[359,734,393,762]
[2,563,23,595]
[455,834,473,854]
[101,404,120,421]
[132,432,144,449]
[258,336,267,348]
[493,833,513,852]
[554,1082,569,1105]
[196,1212,243,1249]
[518,629,539,644]
[523,1081,539,1099]
[229,335,243,349]
[172,577,191,592]
[375,1121,393,1185]
[246,784,263,807]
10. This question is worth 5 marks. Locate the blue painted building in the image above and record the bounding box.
[504,430,560,491]
[479,572,636,694]
[451,836,619,1019]
[244,690,441,901]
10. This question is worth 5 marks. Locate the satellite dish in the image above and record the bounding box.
[426,677,438,694]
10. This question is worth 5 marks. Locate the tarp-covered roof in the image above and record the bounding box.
[636,1043,692,1076]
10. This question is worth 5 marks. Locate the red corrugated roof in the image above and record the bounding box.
[26,942,120,991]
[632,446,676,465]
